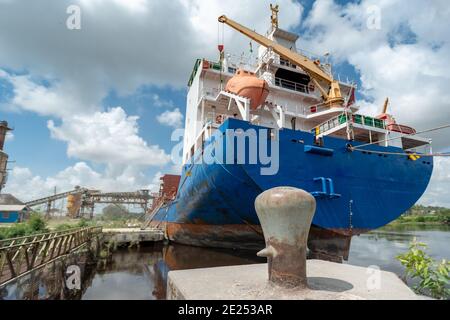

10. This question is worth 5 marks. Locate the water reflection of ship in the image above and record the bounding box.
[366,230,417,242]
[150,244,264,299]
[97,247,163,274]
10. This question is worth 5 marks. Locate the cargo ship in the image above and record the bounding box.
[147,8,433,261]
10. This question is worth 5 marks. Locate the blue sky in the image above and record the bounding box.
[0,0,449,206]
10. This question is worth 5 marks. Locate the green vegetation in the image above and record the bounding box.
[99,204,142,221]
[53,218,91,231]
[390,205,450,226]
[93,204,143,228]
[397,240,450,299]
[0,213,48,240]
[0,204,143,241]
[0,215,95,240]
[99,239,118,259]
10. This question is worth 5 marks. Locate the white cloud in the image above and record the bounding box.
[47,107,170,166]
[0,0,301,205]
[0,71,173,198]
[299,0,450,206]
[419,157,450,207]
[300,0,450,149]
[79,0,149,14]
[0,71,99,117]
[157,108,183,128]
[3,162,165,202]
[1,0,449,207]
[5,132,14,142]
[150,94,174,108]
[0,0,303,118]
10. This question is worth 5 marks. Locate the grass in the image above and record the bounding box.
[0,215,143,241]
[0,215,99,240]
[52,218,92,231]
[389,214,450,226]
[0,213,49,240]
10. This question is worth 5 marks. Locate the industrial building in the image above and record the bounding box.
[0,194,29,223]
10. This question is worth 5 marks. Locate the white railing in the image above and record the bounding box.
[313,113,386,136]
[260,49,279,65]
[225,53,259,71]
[296,47,325,61]
[274,77,309,94]
[302,103,332,115]
[200,87,220,99]
[314,114,346,135]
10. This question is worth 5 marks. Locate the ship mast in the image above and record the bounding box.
[218,9,345,107]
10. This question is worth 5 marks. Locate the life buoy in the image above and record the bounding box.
[308,83,315,92]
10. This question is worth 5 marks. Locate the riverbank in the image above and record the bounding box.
[392,204,450,226]
[0,216,144,240]
[3,223,447,300]
[387,214,449,226]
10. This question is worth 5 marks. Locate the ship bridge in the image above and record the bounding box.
[313,112,430,151]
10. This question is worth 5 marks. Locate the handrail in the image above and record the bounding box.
[0,226,102,285]
[0,227,101,250]
[313,113,386,136]
[0,226,100,248]
[274,77,309,94]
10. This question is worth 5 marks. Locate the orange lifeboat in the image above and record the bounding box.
[225,69,269,110]
[376,113,416,135]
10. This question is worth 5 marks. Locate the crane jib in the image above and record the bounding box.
[218,15,333,85]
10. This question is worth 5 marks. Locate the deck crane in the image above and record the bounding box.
[218,14,345,107]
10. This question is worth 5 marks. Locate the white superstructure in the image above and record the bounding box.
[182,25,430,165]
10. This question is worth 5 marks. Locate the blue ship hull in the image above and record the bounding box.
[152,118,433,260]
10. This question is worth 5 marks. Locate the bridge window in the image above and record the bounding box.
[280,58,296,69]
[228,67,237,74]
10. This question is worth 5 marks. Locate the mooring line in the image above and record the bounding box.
[348,148,450,157]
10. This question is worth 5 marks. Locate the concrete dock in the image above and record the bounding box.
[102,228,164,245]
[167,260,423,300]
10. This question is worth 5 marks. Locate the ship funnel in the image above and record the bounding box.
[255,187,316,288]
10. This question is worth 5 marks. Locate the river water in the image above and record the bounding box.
[81,225,450,300]
[347,225,450,276]
[2,225,449,300]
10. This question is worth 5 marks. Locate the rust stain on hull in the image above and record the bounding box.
[307,226,368,262]
[164,222,265,250]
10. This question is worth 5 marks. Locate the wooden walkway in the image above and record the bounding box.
[0,227,102,286]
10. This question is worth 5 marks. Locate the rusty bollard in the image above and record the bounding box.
[255,187,316,288]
